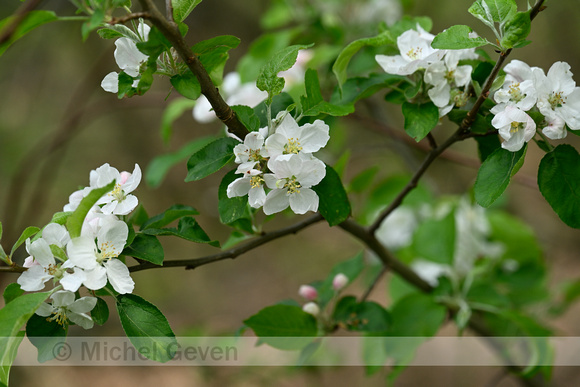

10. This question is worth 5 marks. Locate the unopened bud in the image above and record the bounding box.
[332,273,348,291]
[302,302,320,316]
[298,285,318,301]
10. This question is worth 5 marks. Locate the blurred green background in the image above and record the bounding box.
[2,0,580,385]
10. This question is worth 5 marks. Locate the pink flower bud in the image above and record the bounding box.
[302,302,320,316]
[298,285,318,301]
[332,273,348,291]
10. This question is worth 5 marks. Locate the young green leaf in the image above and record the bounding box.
[116,294,177,363]
[218,170,252,225]
[141,217,219,247]
[300,69,354,117]
[474,144,527,207]
[468,0,517,27]
[243,304,318,350]
[0,11,58,57]
[9,226,40,258]
[66,181,116,239]
[256,44,313,101]
[231,105,261,132]
[122,233,164,265]
[333,296,390,332]
[26,314,68,363]
[538,144,580,228]
[192,35,241,85]
[332,30,394,91]
[2,283,24,305]
[170,72,201,100]
[141,204,200,230]
[500,11,531,49]
[311,164,351,226]
[431,25,490,49]
[185,137,239,182]
[402,101,439,142]
[173,0,203,23]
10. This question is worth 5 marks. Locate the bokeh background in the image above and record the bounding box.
[1,0,580,385]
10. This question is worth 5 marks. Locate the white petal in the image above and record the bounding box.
[66,237,98,270]
[295,156,326,187]
[299,120,330,153]
[105,259,135,294]
[288,188,319,214]
[97,217,129,257]
[248,186,266,208]
[35,303,55,317]
[263,189,290,215]
[376,54,409,75]
[67,312,94,330]
[114,38,147,76]
[112,195,138,215]
[28,238,55,267]
[42,223,70,248]
[91,163,120,188]
[60,269,87,292]
[192,96,216,123]
[101,72,119,93]
[17,265,52,291]
[51,290,75,307]
[69,296,98,314]
[122,164,142,194]
[227,177,251,198]
[83,265,108,290]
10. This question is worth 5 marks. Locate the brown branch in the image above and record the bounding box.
[129,214,324,273]
[0,0,45,45]
[109,12,151,25]
[137,0,248,139]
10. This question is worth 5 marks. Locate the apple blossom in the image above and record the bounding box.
[227,167,267,208]
[90,163,142,215]
[332,273,348,291]
[36,291,97,329]
[263,154,326,215]
[375,26,445,76]
[491,105,536,152]
[298,285,318,301]
[375,207,418,250]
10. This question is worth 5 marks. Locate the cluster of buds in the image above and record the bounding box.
[298,273,349,317]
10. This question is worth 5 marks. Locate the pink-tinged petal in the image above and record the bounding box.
[299,120,330,153]
[248,186,266,208]
[17,265,51,291]
[112,195,138,215]
[66,237,98,270]
[23,256,37,268]
[263,189,290,215]
[60,269,87,292]
[288,188,319,214]
[69,296,98,314]
[83,265,108,290]
[101,72,119,93]
[105,259,134,294]
[122,164,142,194]
[67,312,94,329]
[51,290,75,307]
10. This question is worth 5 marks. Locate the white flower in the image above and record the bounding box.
[376,26,445,76]
[533,61,580,139]
[411,260,451,287]
[233,129,269,171]
[265,113,330,164]
[193,72,267,123]
[492,60,538,114]
[66,216,134,294]
[227,167,267,208]
[101,21,150,93]
[263,154,326,215]
[491,105,536,152]
[375,207,418,250]
[90,163,142,215]
[36,291,97,329]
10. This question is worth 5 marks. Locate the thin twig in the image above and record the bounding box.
[0,0,45,45]
[359,264,388,302]
[109,12,151,25]
[129,214,324,273]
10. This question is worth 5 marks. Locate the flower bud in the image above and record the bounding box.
[332,273,348,291]
[302,302,320,316]
[298,285,318,301]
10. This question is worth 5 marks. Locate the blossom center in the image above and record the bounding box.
[48,308,68,327]
[406,47,422,60]
[451,90,468,107]
[508,83,523,102]
[250,175,264,188]
[96,241,119,263]
[284,138,303,154]
[249,148,262,162]
[548,91,565,109]
[510,121,525,133]
[109,183,126,202]
[444,70,455,83]
[282,176,301,194]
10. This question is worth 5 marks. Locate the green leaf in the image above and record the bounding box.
[218,170,251,225]
[26,314,68,363]
[254,93,294,128]
[136,27,171,57]
[97,25,133,40]
[81,7,104,41]
[402,101,439,142]
[317,252,365,308]
[142,217,219,247]
[331,73,406,106]
[66,181,116,239]
[122,234,164,265]
[300,69,354,117]
[146,136,215,187]
[388,293,446,336]
[3,284,23,305]
[173,0,203,23]
[256,44,313,101]
[49,211,73,226]
[116,294,177,363]
[142,204,200,230]
[538,144,580,228]
[170,72,201,100]
[0,11,58,57]
[9,226,40,258]
[193,35,241,85]
[243,304,317,350]
[91,297,110,326]
[333,296,390,332]
[411,210,456,265]
[159,98,197,144]
[231,105,261,132]
[0,291,50,385]
[474,134,501,162]
[332,30,394,91]
[474,144,527,207]
[468,0,517,27]
[431,25,490,49]
[500,11,531,49]
[311,164,351,226]
[185,137,239,182]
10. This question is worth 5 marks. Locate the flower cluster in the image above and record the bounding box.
[491,60,580,151]
[101,21,151,94]
[298,273,349,317]
[376,25,479,117]
[17,163,142,329]
[226,112,329,215]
